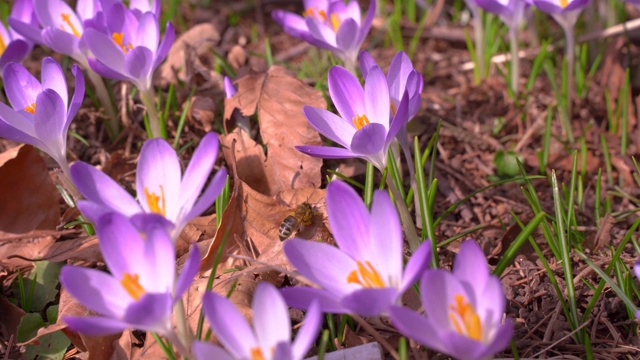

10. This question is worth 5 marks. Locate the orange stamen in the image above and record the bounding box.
[25,103,36,114]
[60,13,81,37]
[352,114,370,130]
[559,0,568,7]
[448,294,483,341]
[144,185,166,216]
[390,102,397,116]
[120,273,145,300]
[303,8,327,21]
[112,32,133,53]
[250,347,266,360]
[0,34,6,55]
[346,261,385,288]
[330,13,340,32]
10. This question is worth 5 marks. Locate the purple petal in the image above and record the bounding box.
[439,331,489,360]
[367,190,403,282]
[0,101,38,142]
[291,300,322,360]
[325,180,370,260]
[281,287,348,314]
[356,0,375,45]
[179,132,219,218]
[295,145,355,159]
[87,58,130,82]
[42,27,82,59]
[153,21,174,69]
[183,168,227,227]
[140,224,176,293]
[387,51,413,102]
[453,240,489,294]
[0,40,30,69]
[75,0,100,22]
[349,122,387,156]
[335,19,359,56]
[272,11,310,40]
[193,342,233,360]
[388,305,444,351]
[202,292,256,359]
[341,287,398,316]
[7,18,43,45]
[634,260,640,279]
[273,343,294,360]
[63,316,130,336]
[60,266,128,317]
[305,17,337,47]
[399,240,432,293]
[70,161,141,222]
[123,293,173,335]
[284,239,358,296]
[136,138,181,220]
[475,0,508,16]
[303,106,355,148]
[387,89,410,143]
[477,277,507,332]
[358,50,376,79]
[95,213,147,278]
[223,76,236,98]
[478,320,513,359]
[124,46,153,89]
[33,89,67,157]
[3,62,41,111]
[135,12,159,53]
[174,245,200,299]
[364,66,390,126]
[84,28,127,76]
[41,57,68,108]
[253,283,291,349]
[67,64,85,122]
[328,66,365,123]
[420,270,467,332]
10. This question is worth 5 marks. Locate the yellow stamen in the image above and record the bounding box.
[352,114,370,130]
[120,273,145,300]
[390,102,397,116]
[330,13,340,32]
[346,260,385,288]
[448,294,483,341]
[0,34,6,55]
[112,32,133,53]
[250,347,266,360]
[25,103,36,114]
[303,8,327,21]
[144,185,166,216]
[60,13,81,38]
[559,0,568,7]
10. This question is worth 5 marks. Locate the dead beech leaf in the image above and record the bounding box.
[223,66,324,195]
[0,233,56,270]
[0,295,26,341]
[0,145,59,234]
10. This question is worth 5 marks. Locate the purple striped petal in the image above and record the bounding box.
[153,21,174,69]
[41,57,68,109]
[67,64,85,122]
[328,66,365,123]
[124,46,153,89]
[60,266,129,317]
[349,122,386,157]
[3,62,40,111]
[202,292,256,359]
[325,180,370,260]
[364,66,390,126]
[303,106,355,148]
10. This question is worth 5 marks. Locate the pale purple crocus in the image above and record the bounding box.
[0,0,37,70]
[0,57,84,175]
[634,260,640,320]
[272,0,375,73]
[223,76,237,98]
[193,283,322,360]
[83,2,174,137]
[296,65,409,171]
[389,240,513,360]
[282,180,431,316]
[70,132,227,240]
[60,212,200,354]
[224,76,251,133]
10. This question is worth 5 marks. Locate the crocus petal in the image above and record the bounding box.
[305,17,337,47]
[358,50,376,79]
[253,283,291,350]
[179,133,219,215]
[477,277,507,330]
[386,89,409,142]
[303,106,355,148]
[453,240,489,294]
[0,102,38,144]
[281,287,348,314]
[140,224,176,293]
[0,40,30,70]
[223,76,236,98]
[135,12,159,53]
[60,266,129,317]
[388,305,445,351]
[349,122,386,157]
[123,293,172,335]
[67,64,85,122]
[420,270,466,332]
[183,168,227,225]
[328,66,365,123]
[84,28,127,75]
[284,239,359,296]
[202,292,256,359]
[364,66,390,126]
[478,320,513,359]
[136,138,182,221]
[355,0,375,45]
[33,89,67,156]
[335,19,359,56]
[124,46,153,89]
[63,316,130,336]
[325,180,370,259]
[367,189,402,281]
[272,11,310,39]
[295,145,356,159]
[174,245,200,299]
[341,287,398,316]
[87,58,130,81]
[70,161,142,221]
[387,51,413,101]
[193,342,234,360]
[42,27,82,59]
[7,18,43,45]
[95,213,147,279]
[290,300,322,360]
[439,331,490,360]
[41,57,68,109]
[3,62,41,111]
[399,240,432,293]
[153,21,174,69]
[273,343,295,360]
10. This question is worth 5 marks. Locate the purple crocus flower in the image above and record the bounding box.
[296,65,409,171]
[0,0,37,70]
[60,212,200,336]
[531,0,589,14]
[633,261,640,320]
[272,0,375,72]
[193,283,322,360]
[389,240,513,360]
[476,0,530,29]
[83,3,174,92]
[223,76,237,98]
[0,57,84,174]
[70,132,227,239]
[282,180,431,316]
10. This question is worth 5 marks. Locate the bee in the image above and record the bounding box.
[278,202,316,241]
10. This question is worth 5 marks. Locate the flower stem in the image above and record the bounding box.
[385,171,421,251]
[509,25,520,96]
[139,87,164,138]
[174,298,192,354]
[86,69,119,136]
[472,8,485,82]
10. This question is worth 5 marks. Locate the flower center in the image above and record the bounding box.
[559,0,568,7]
[390,102,397,116]
[120,272,145,301]
[352,114,370,130]
[60,13,81,38]
[25,103,36,114]
[112,32,133,53]
[329,13,340,32]
[144,185,166,216]
[250,347,266,360]
[303,7,327,21]
[346,260,385,288]
[448,294,483,341]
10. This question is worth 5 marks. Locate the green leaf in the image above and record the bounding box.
[15,261,63,312]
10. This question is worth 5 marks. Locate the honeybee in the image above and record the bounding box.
[278,202,316,241]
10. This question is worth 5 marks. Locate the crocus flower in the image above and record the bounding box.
[531,0,589,14]
[282,180,431,316]
[0,0,37,70]
[296,65,409,171]
[633,260,640,320]
[389,240,513,360]
[60,212,200,336]
[83,3,174,92]
[70,132,227,240]
[272,0,375,72]
[193,283,322,360]
[223,76,237,98]
[0,57,84,174]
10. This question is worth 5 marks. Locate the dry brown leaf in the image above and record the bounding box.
[0,145,59,234]
[0,295,26,341]
[0,233,56,270]
[41,235,101,263]
[223,66,324,195]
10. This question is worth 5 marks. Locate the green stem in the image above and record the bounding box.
[509,25,519,96]
[473,8,485,81]
[86,69,119,136]
[139,87,164,138]
[385,173,421,251]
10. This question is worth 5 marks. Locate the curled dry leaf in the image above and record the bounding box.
[223,66,324,195]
